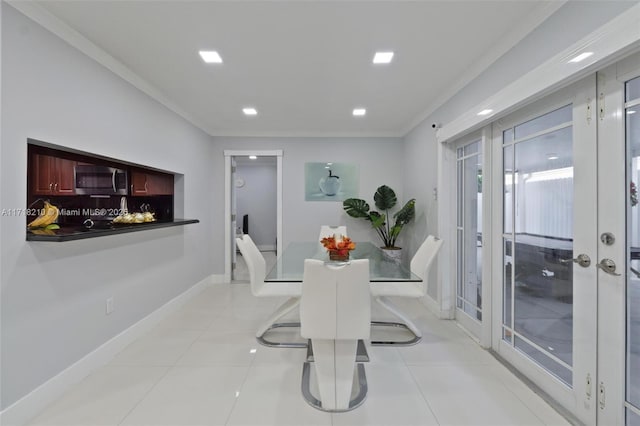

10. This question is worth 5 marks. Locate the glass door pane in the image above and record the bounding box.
[626,76,640,425]
[457,140,483,322]
[503,105,574,385]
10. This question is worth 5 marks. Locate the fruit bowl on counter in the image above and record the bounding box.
[112,212,156,224]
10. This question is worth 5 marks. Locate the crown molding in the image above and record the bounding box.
[402,1,567,137]
[6,1,218,138]
[437,2,640,143]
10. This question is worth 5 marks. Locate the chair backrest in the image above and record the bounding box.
[235,234,266,295]
[300,259,370,340]
[410,235,444,292]
[318,225,347,241]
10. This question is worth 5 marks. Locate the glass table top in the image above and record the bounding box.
[265,241,422,282]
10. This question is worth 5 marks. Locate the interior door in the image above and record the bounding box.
[491,75,598,424]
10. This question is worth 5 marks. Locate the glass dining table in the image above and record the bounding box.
[265,241,421,282]
[265,241,423,348]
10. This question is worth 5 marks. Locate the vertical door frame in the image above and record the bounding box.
[437,140,456,319]
[224,150,283,283]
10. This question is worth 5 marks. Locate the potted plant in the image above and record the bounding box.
[343,185,415,261]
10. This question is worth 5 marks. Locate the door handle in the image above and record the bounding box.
[596,258,621,276]
[560,254,591,268]
[112,170,117,193]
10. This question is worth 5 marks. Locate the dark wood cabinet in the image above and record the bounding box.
[130,170,173,196]
[32,154,76,195]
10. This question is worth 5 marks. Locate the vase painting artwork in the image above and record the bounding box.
[305,162,359,201]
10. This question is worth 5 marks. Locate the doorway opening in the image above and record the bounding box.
[224,150,283,283]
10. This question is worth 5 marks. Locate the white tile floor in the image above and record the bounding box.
[28,253,571,426]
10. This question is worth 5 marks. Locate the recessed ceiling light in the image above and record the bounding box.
[243,107,258,116]
[199,50,222,64]
[373,51,394,64]
[628,110,637,115]
[547,154,559,160]
[249,155,257,160]
[353,108,366,116]
[568,52,593,63]
[477,109,493,116]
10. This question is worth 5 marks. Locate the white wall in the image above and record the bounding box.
[214,137,406,249]
[1,4,216,411]
[236,162,277,250]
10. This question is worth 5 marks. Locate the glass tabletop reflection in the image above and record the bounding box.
[265,241,421,282]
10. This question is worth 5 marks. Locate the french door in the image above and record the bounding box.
[597,54,640,426]
[489,53,640,425]
[492,76,598,423]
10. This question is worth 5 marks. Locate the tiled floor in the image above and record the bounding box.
[28,253,571,426]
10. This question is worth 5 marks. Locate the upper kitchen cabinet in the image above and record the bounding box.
[130,169,174,196]
[32,154,76,195]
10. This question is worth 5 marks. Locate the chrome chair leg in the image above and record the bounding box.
[305,339,370,363]
[371,296,422,346]
[301,340,368,412]
[257,322,307,348]
[255,297,307,348]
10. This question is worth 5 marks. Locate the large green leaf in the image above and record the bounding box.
[343,198,370,219]
[373,185,397,211]
[370,211,386,229]
[393,199,415,226]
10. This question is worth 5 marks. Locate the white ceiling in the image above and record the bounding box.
[32,1,563,138]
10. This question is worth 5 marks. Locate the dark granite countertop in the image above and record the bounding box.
[26,219,199,242]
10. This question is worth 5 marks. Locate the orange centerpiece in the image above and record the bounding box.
[320,234,356,261]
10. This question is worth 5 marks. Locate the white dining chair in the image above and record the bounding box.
[318,225,347,240]
[318,225,347,252]
[235,234,304,348]
[370,235,443,345]
[300,258,370,412]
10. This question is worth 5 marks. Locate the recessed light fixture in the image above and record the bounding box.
[243,107,258,116]
[249,155,257,160]
[547,154,559,160]
[199,50,223,63]
[628,110,637,115]
[373,51,394,64]
[568,52,593,63]
[353,108,366,116]
[477,109,493,116]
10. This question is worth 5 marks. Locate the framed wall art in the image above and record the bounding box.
[304,162,359,201]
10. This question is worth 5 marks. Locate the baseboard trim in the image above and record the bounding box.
[211,273,227,284]
[0,274,217,426]
[421,294,453,319]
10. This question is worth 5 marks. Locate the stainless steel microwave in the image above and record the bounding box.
[74,165,128,195]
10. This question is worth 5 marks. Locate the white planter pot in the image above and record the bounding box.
[381,247,402,263]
